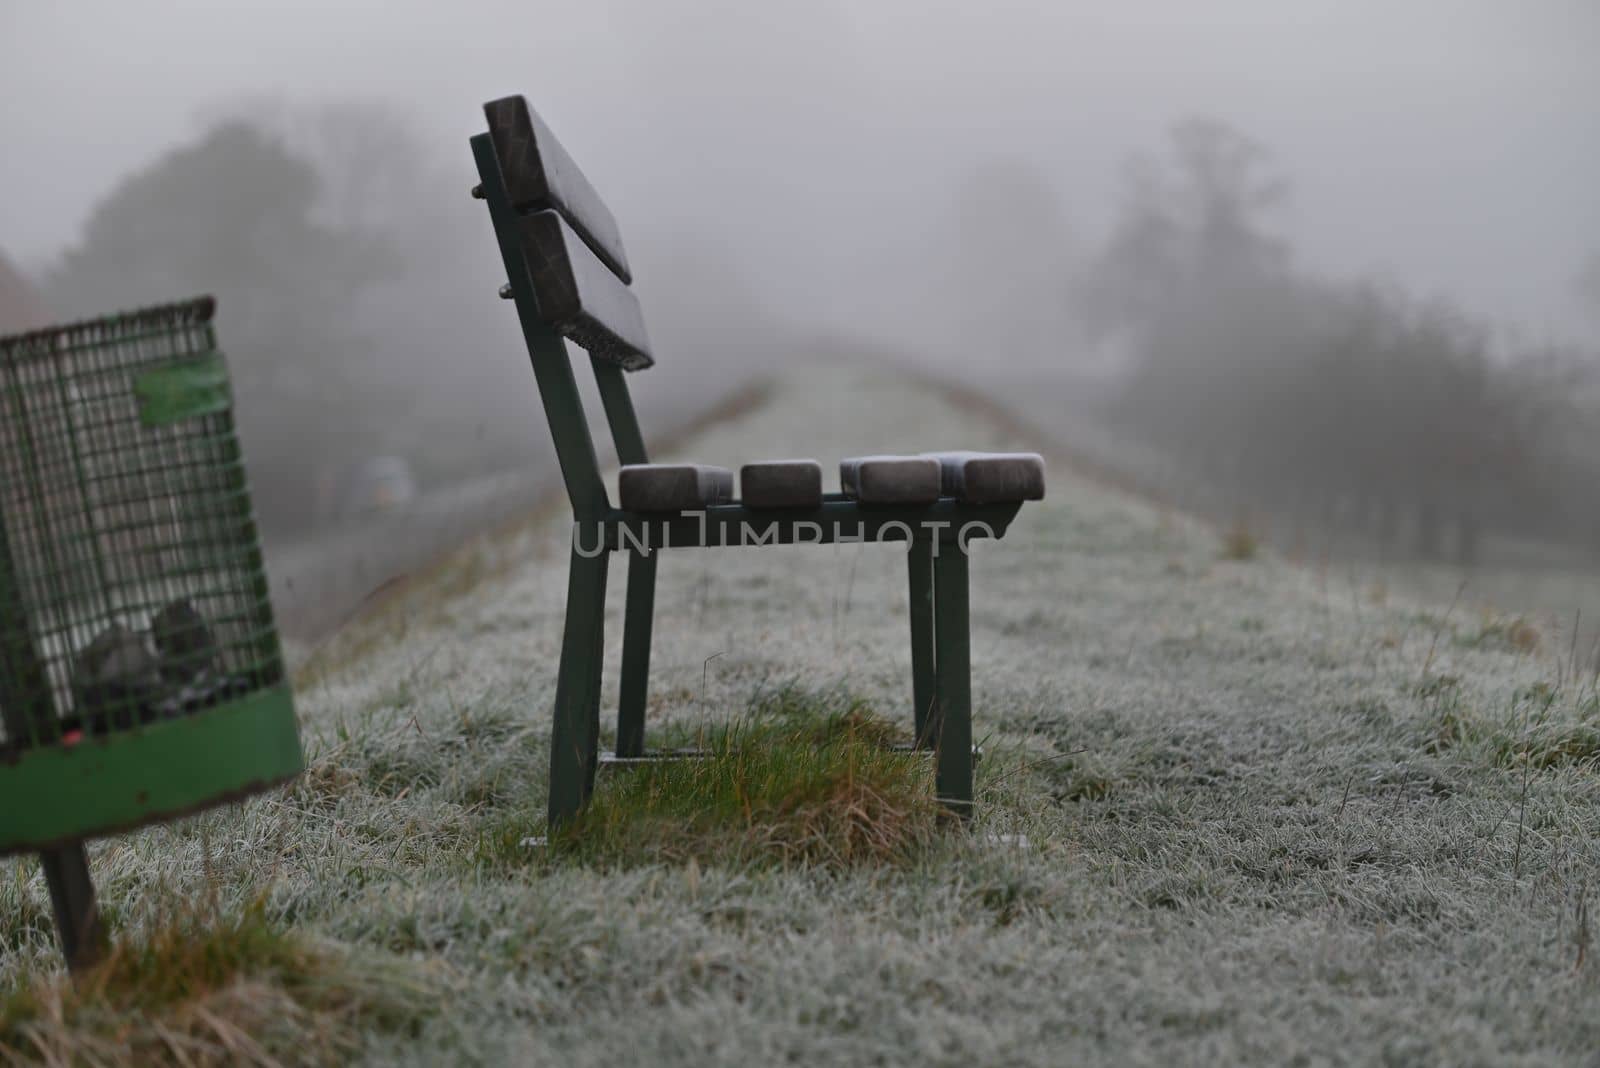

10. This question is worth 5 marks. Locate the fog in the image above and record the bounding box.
[4,2,1595,340]
[1,0,1597,635]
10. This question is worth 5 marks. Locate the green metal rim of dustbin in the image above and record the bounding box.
[0,685,301,855]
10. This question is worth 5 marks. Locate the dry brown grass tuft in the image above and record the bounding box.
[478,690,945,871]
[566,707,943,868]
[1457,614,1543,655]
[1220,519,1261,562]
[0,903,433,1067]
[1507,617,1542,654]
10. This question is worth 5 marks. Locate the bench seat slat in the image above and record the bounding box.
[520,210,654,370]
[484,95,634,283]
[618,464,733,512]
[924,452,1046,503]
[740,459,824,509]
[840,455,943,504]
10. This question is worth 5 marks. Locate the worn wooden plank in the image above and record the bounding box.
[520,210,653,370]
[472,134,612,519]
[483,95,634,282]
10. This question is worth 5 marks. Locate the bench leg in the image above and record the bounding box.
[548,547,609,829]
[907,539,936,749]
[615,550,658,758]
[932,544,973,817]
[39,842,105,972]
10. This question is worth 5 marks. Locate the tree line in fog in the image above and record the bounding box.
[32,106,783,544]
[20,105,1600,565]
[1077,118,1600,564]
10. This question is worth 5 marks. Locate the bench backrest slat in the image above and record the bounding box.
[475,100,659,520]
[472,133,611,520]
[484,95,634,284]
[520,210,653,371]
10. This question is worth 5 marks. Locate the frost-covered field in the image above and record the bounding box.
[6,367,1600,1064]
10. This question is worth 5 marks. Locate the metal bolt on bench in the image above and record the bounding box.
[0,298,302,971]
[470,96,1044,830]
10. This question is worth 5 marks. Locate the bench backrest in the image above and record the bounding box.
[472,95,654,522]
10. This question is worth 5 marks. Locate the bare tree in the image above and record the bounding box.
[1080,117,1600,564]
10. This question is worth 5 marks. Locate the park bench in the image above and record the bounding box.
[470,96,1044,828]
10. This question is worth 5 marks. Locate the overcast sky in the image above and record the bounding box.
[2,0,1595,347]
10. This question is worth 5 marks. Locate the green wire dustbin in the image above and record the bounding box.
[0,297,302,969]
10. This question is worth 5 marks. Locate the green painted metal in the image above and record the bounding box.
[0,490,57,748]
[38,845,104,971]
[907,539,936,749]
[0,300,291,756]
[472,133,611,523]
[933,547,973,815]
[583,558,608,792]
[478,129,620,822]
[591,358,650,465]
[0,686,300,855]
[0,298,300,966]
[595,356,656,761]
[0,436,106,966]
[615,549,657,758]
[548,549,609,827]
[133,352,231,426]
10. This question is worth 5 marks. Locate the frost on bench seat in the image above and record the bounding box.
[618,464,734,512]
[924,452,1046,504]
[740,459,823,509]
[839,456,942,505]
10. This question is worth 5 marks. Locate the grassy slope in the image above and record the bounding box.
[5,366,1600,1065]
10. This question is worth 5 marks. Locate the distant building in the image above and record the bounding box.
[0,250,50,335]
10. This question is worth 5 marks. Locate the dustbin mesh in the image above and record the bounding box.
[0,297,283,753]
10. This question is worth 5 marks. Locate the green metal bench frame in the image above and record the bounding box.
[470,98,1027,829]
